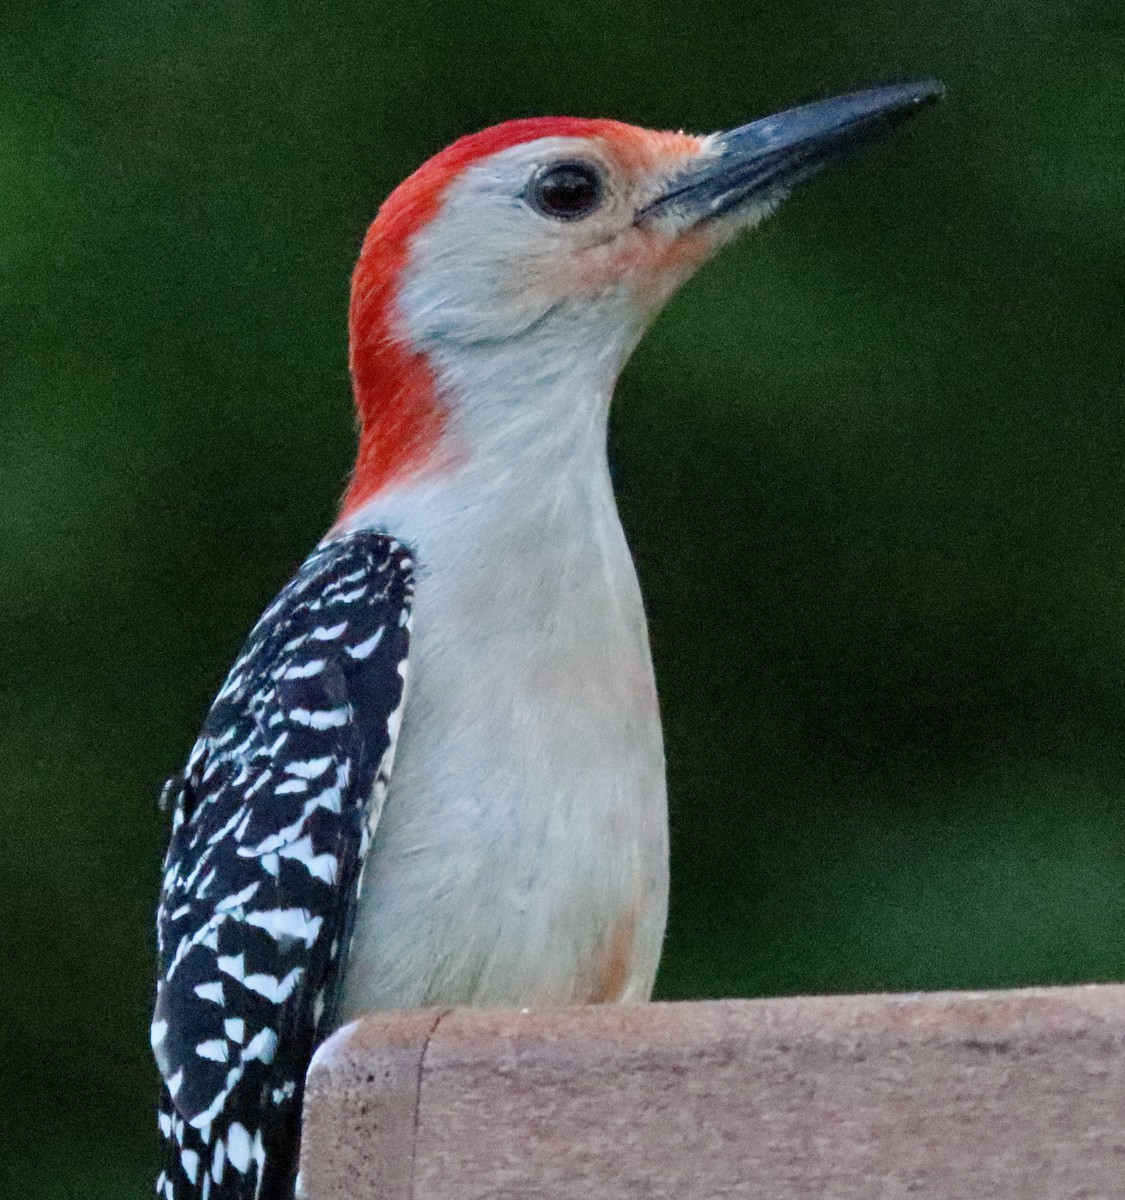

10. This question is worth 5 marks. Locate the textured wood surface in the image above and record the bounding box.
[299,985,1125,1199]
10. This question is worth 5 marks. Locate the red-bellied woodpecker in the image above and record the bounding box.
[152,81,941,1199]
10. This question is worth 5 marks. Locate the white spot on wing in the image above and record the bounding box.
[244,769,273,799]
[217,953,246,981]
[277,835,338,883]
[215,881,259,913]
[195,1039,229,1063]
[206,806,247,847]
[252,1127,266,1176]
[305,783,343,814]
[187,1064,243,1131]
[281,659,326,679]
[284,756,333,779]
[332,585,367,603]
[289,707,349,730]
[193,980,225,1004]
[243,966,304,1002]
[242,1027,279,1064]
[345,628,384,660]
[211,1136,226,1183]
[181,1149,200,1185]
[226,1122,252,1173]
[246,907,323,947]
[309,622,348,641]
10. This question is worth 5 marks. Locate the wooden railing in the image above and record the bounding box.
[299,984,1125,1199]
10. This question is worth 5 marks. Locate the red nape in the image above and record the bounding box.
[339,118,646,518]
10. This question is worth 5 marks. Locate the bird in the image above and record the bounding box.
[151,81,941,1199]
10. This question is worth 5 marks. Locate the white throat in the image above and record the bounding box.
[338,284,647,541]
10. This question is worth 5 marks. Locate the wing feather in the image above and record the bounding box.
[152,531,413,1199]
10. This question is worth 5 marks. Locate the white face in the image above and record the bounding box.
[395,134,732,358]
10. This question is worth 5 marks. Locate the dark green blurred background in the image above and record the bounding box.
[4,0,1125,1194]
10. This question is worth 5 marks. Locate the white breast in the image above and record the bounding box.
[334,440,668,1016]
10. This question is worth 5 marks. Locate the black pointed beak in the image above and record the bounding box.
[640,80,944,226]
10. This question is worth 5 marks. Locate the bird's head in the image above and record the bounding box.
[342,82,942,518]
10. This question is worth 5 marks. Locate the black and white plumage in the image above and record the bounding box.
[152,531,413,1199]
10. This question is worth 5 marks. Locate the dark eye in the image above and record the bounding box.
[527,161,605,221]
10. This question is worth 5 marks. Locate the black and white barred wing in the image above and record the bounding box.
[152,531,413,1199]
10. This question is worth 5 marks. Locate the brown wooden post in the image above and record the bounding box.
[299,984,1125,1199]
